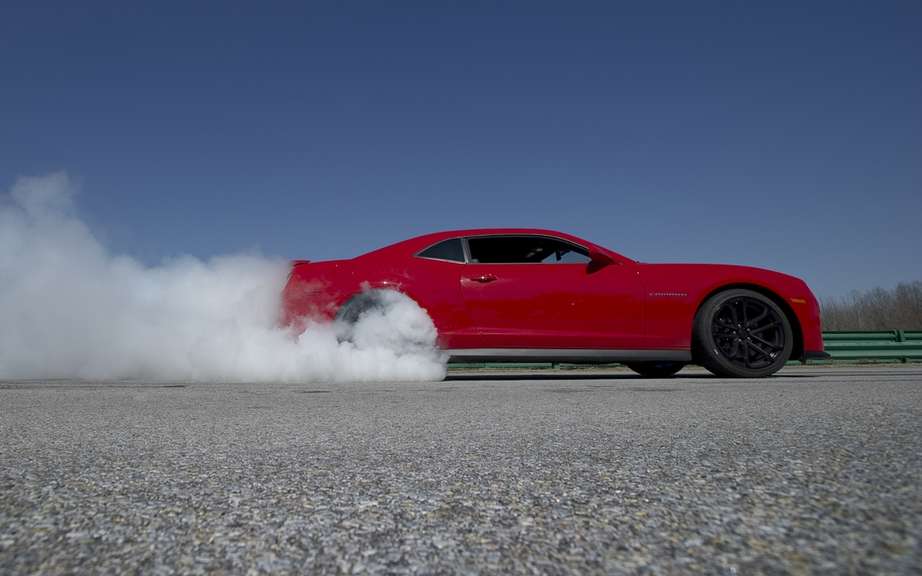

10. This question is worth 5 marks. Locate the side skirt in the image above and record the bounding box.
[445,348,692,364]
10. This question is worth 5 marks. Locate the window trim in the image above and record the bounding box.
[462,234,591,265]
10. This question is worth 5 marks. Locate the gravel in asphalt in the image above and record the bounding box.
[1,365,921,574]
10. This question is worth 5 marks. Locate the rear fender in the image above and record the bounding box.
[335,279,422,321]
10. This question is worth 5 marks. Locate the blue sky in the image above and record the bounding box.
[2,1,919,298]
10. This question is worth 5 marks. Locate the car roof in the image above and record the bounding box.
[414,227,585,243]
[359,228,625,260]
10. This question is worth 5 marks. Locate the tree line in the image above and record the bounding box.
[821,281,922,331]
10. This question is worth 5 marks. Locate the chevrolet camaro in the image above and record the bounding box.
[281,229,827,378]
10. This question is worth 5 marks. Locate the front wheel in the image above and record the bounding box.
[693,289,793,378]
[625,361,686,378]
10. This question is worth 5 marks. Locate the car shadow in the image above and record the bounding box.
[444,372,819,382]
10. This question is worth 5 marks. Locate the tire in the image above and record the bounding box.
[336,291,385,325]
[334,290,388,342]
[626,361,686,378]
[693,288,793,378]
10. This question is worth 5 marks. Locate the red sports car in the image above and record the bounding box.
[281,229,827,378]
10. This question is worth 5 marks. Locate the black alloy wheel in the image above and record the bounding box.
[694,289,793,378]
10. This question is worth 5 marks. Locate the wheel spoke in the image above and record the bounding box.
[750,333,780,351]
[741,299,748,325]
[750,320,781,334]
[727,339,739,358]
[741,341,751,367]
[729,302,740,323]
[748,307,769,326]
[748,340,776,361]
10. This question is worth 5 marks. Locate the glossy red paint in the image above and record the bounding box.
[280,228,825,361]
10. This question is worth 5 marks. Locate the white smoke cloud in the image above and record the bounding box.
[0,173,446,382]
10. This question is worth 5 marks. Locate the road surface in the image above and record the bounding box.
[2,366,920,574]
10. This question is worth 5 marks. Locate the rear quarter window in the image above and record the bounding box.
[416,238,465,262]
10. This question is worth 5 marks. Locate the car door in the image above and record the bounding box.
[405,237,473,349]
[460,235,645,349]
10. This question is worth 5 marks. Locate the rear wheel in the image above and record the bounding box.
[626,361,686,378]
[336,291,385,325]
[693,289,793,378]
[334,290,389,342]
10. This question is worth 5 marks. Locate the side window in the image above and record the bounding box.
[416,238,465,262]
[466,236,590,264]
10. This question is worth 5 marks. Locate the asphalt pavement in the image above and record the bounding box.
[2,365,921,574]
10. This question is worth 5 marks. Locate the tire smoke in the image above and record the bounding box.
[0,173,446,382]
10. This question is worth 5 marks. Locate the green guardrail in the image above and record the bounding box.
[822,330,922,363]
[448,331,922,369]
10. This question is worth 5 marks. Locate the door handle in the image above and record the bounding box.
[468,274,497,283]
